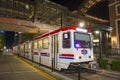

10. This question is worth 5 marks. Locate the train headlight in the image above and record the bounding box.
[91,55,94,59]
[76,56,79,59]
[89,55,94,59]
[76,56,81,59]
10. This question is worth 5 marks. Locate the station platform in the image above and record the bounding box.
[0,53,56,80]
[0,52,120,80]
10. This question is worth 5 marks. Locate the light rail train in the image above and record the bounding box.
[13,26,94,70]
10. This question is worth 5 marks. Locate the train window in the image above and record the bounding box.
[20,45,24,50]
[25,44,28,49]
[43,37,49,49]
[25,44,27,49]
[74,32,91,48]
[38,40,42,49]
[62,32,71,48]
[34,41,38,49]
[116,3,120,15]
[28,43,31,49]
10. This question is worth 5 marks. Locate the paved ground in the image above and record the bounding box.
[0,53,56,80]
[0,52,120,80]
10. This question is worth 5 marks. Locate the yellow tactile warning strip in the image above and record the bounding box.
[13,55,57,80]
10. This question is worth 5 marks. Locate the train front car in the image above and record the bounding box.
[73,28,94,62]
[59,26,94,70]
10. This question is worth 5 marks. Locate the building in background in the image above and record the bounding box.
[109,0,120,48]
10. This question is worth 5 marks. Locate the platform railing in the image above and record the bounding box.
[94,48,120,59]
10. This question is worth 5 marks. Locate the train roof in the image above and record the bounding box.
[34,25,76,40]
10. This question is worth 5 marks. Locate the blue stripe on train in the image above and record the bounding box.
[59,56,74,59]
[41,54,49,57]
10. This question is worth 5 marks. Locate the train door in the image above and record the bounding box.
[51,34,59,70]
[38,40,42,64]
[28,42,32,60]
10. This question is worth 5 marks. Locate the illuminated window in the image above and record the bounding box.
[116,4,120,15]
[28,43,31,49]
[34,41,38,49]
[20,45,24,50]
[25,44,28,50]
[43,38,49,49]
[38,40,42,49]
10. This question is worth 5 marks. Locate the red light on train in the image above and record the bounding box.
[87,29,91,33]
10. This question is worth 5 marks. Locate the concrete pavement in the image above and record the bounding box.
[0,53,56,80]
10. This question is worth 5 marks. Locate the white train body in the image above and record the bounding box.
[13,26,94,70]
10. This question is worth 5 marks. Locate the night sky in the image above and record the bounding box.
[5,31,15,49]
[87,1,109,20]
[50,0,84,11]
[50,0,109,20]
[4,0,109,49]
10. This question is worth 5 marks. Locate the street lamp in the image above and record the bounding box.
[95,30,100,34]
[79,22,85,27]
[15,33,18,37]
[0,31,4,34]
[4,46,6,49]
[26,5,29,10]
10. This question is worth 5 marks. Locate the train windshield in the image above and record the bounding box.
[74,32,91,48]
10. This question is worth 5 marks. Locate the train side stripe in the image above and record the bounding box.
[59,54,74,59]
[34,52,39,55]
[41,52,49,57]
[59,54,74,57]
[59,57,74,59]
